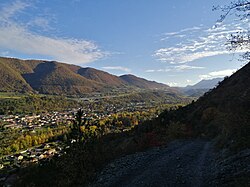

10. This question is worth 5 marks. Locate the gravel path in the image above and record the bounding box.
[89,140,215,187]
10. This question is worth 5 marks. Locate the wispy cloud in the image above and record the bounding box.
[102,66,131,72]
[146,65,204,73]
[0,1,106,64]
[0,1,30,22]
[27,17,53,31]
[154,21,249,64]
[199,69,237,79]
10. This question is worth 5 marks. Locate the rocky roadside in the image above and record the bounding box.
[88,139,250,187]
[206,148,250,187]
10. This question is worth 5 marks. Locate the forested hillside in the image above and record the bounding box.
[0,57,173,95]
[120,74,170,89]
[0,61,33,93]
[158,62,250,151]
[77,67,127,87]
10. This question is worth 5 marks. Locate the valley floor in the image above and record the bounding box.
[89,140,250,187]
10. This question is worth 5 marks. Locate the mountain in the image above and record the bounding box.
[77,67,127,87]
[0,57,171,95]
[181,78,223,97]
[22,61,104,95]
[0,60,33,93]
[120,74,169,90]
[186,78,223,89]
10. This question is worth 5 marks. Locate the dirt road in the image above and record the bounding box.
[90,140,215,187]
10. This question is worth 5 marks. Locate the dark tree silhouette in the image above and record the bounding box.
[71,109,87,142]
[214,0,250,60]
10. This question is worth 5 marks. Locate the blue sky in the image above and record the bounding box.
[0,0,249,86]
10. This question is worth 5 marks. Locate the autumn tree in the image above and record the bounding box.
[215,0,250,60]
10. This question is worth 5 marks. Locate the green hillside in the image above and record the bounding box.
[0,61,33,93]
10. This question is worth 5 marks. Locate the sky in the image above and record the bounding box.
[0,0,249,86]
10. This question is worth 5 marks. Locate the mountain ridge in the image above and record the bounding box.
[120,74,169,89]
[185,78,223,90]
[0,57,171,95]
[180,77,224,97]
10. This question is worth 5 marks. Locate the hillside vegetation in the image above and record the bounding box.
[120,74,169,89]
[157,62,250,151]
[0,61,33,93]
[0,57,174,95]
[78,67,127,87]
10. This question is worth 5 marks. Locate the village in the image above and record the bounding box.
[0,99,155,180]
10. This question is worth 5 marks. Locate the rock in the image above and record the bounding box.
[110,163,115,168]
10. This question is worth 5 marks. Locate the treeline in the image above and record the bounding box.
[97,90,191,105]
[0,94,80,115]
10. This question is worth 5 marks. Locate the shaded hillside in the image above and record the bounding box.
[23,61,103,95]
[120,74,169,89]
[159,62,250,151]
[182,88,208,97]
[78,67,127,87]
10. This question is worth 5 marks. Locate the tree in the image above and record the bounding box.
[215,0,250,60]
[71,109,87,142]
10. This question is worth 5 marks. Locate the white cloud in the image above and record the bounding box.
[102,66,131,72]
[145,69,166,73]
[199,69,237,79]
[174,65,204,71]
[0,1,30,22]
[27,17,53,31]
[0,1,106,64]
[146,65,204,73]
[154,21,249,64]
